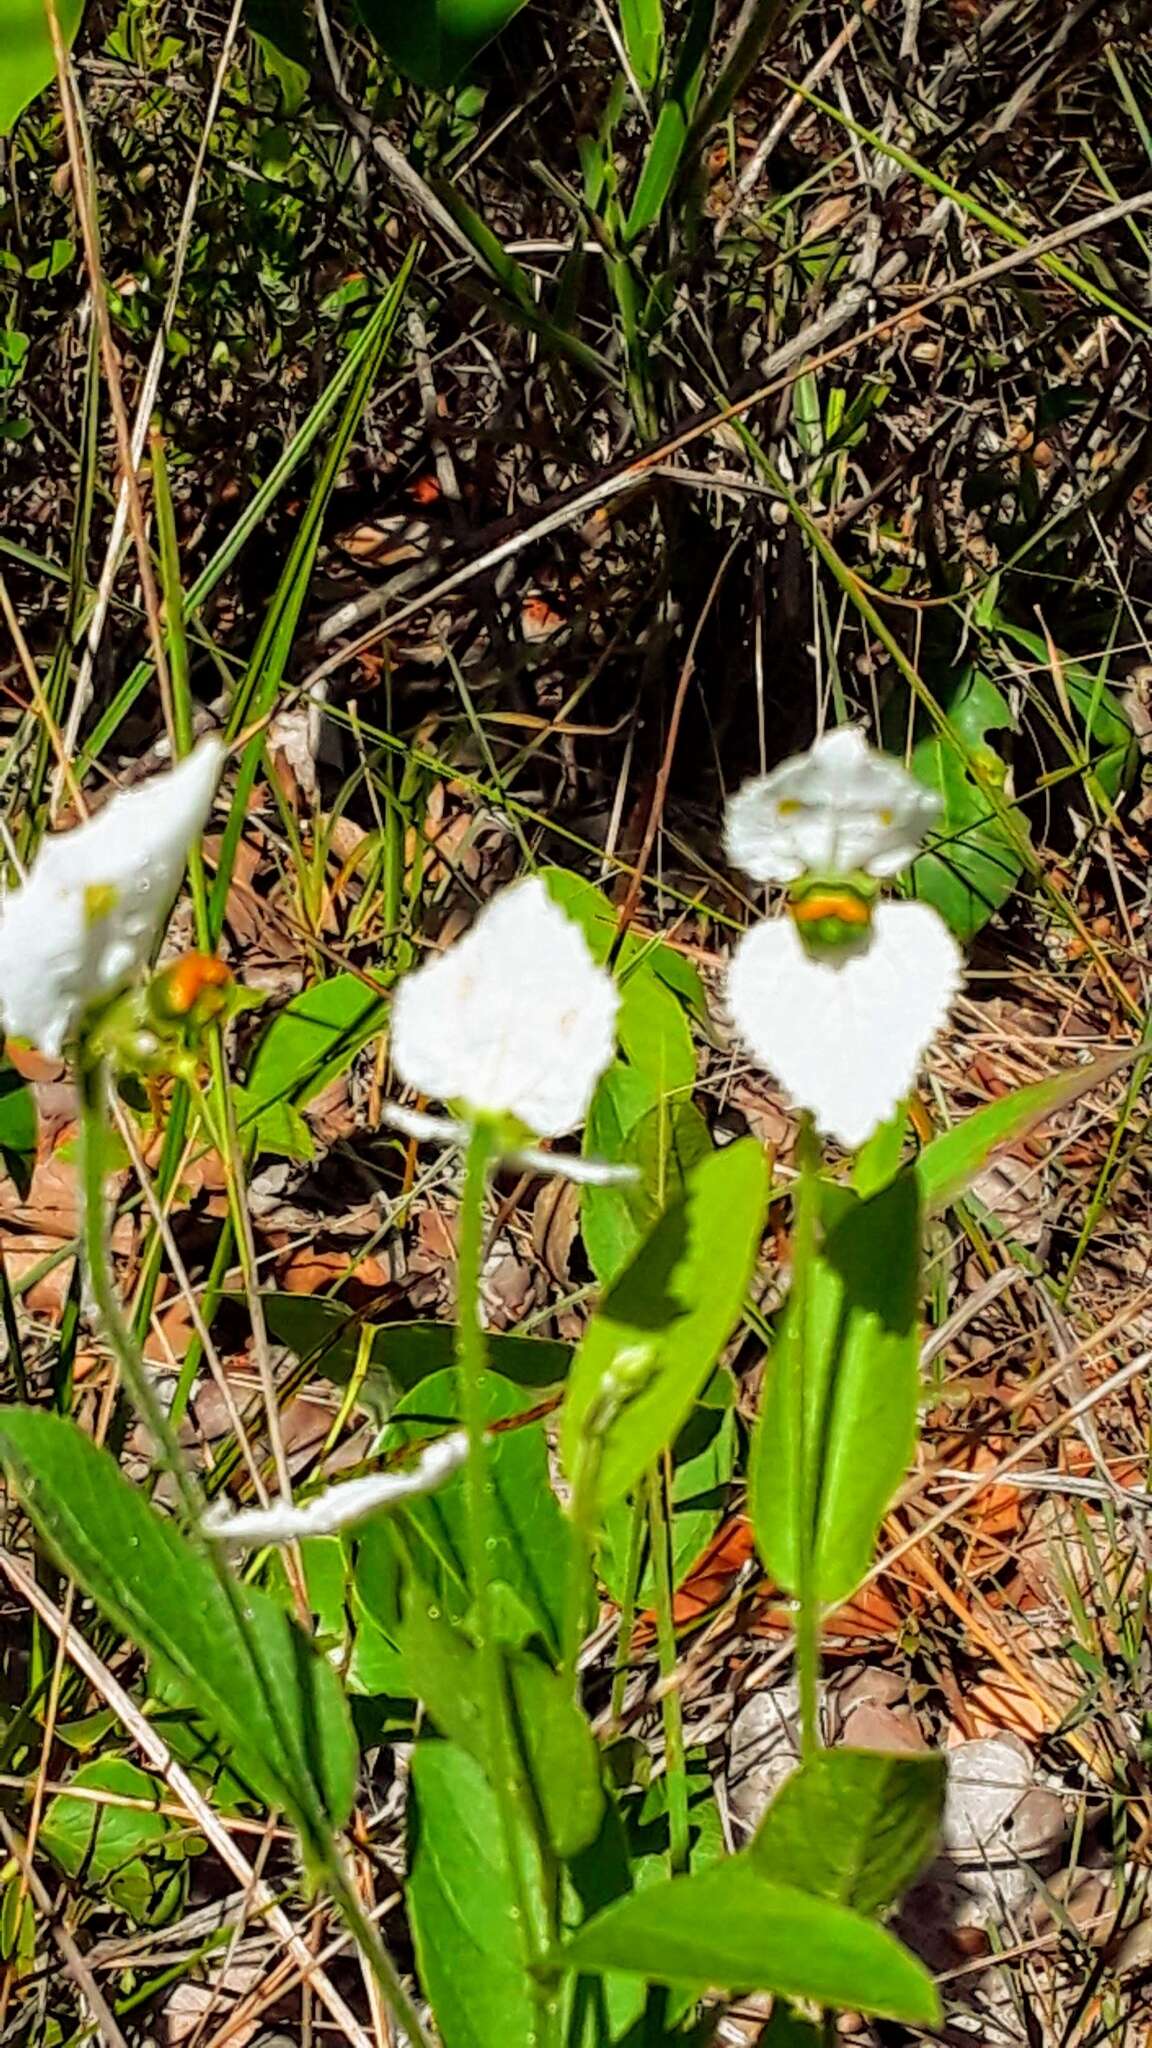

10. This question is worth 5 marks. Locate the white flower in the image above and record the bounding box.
[391,877,620,1137]
[203,1430,468,1546]
[726,902,961,1150]
[0,741,223,1057]
[725,727,940,883]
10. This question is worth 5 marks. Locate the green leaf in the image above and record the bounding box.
[749,1749,945,1915]
[993,621,1137,803]
[262,1295,570,1418]
[910,669,1028,940]
[237,973,385,1153]
[247,0,312,110]
[622,0,716,241]
[562,1141,768,1514]
[583,1066,711,1287]
[0,1410,358,1864]
[617,0,663,91]
[0,0,86,135]
[397,1578,604,1858]
[541,869,705,1017]
[0,1058,36,1200]
[599,1400,735,1605]
[362,1367,571,1656]
[917,1048,1136,1212]
[555,1856,940,2024]
[408,1740,537,2048]
[618,961,697,1095]
[41,1758,193,1927]
[354,0,527,89]
[582,1063,658,1285]
[750,1171,921,1605]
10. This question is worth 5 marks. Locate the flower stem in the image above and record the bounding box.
[456,1122,559,2045]
[792,1113,823,1763]
[608,1490,646,1730]
[326,1854,435,2048]
[78,1057,201,1521]
[648,1457,690,1875]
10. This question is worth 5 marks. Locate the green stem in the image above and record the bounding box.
[456,1122,559,2047]
[79,1058,202,1520]
[648,1458,689,1874]
[327,1855,435,2048]
[609,1490,647,1729]
[561,1502,594,1704]
[792,1114,823,1763]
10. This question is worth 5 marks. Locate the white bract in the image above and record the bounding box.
[724,729,961,1149]
[727,903,961,1149]
[204,1429,468,1546]
[0,740,223,1057]
[725,725,941,883]
[391,876,620,1140]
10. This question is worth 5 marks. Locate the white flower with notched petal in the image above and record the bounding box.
[389,877,631,1183]
[724,730,961,1149]
[727,902,961,1150]
[725,725,941,883]
[0,740,223,1057]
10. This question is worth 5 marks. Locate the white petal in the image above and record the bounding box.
[203,1430,468,1545]
[726,902,961,1150]
[0,741,223,1056]
[390,877,620,1137]
[725,728,940,884]
[382,1104,637,1185]
[383,1103,470,1146]
[511,1144,639,1186]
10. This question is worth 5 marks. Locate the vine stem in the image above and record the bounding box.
[78,1053,433,2048]
[792,1112,823,1762]
[456,1121,561,2048]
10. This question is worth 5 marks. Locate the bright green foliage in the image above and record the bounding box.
[0,1409,358,1866]
[41,1757,198,1926]
[562,1140,768,1514]
[353,0,528,89]
[0,0,86,134]
[362,1367,572,1655]
[236,971,386,1158]
[750,1170,921,1605]
[584,1068,711,1285]
[408,1740,538,2048]
[399,1579,605,1857]
[599,1392,735,1602]
[262,1294,570,1415]
[0,1058,35,1199]
[917,1048,1136,1212]
[555,1856,940,2023]
[617,0,663,91]
[749,1749,945,1915]
[910,669,1028,939]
